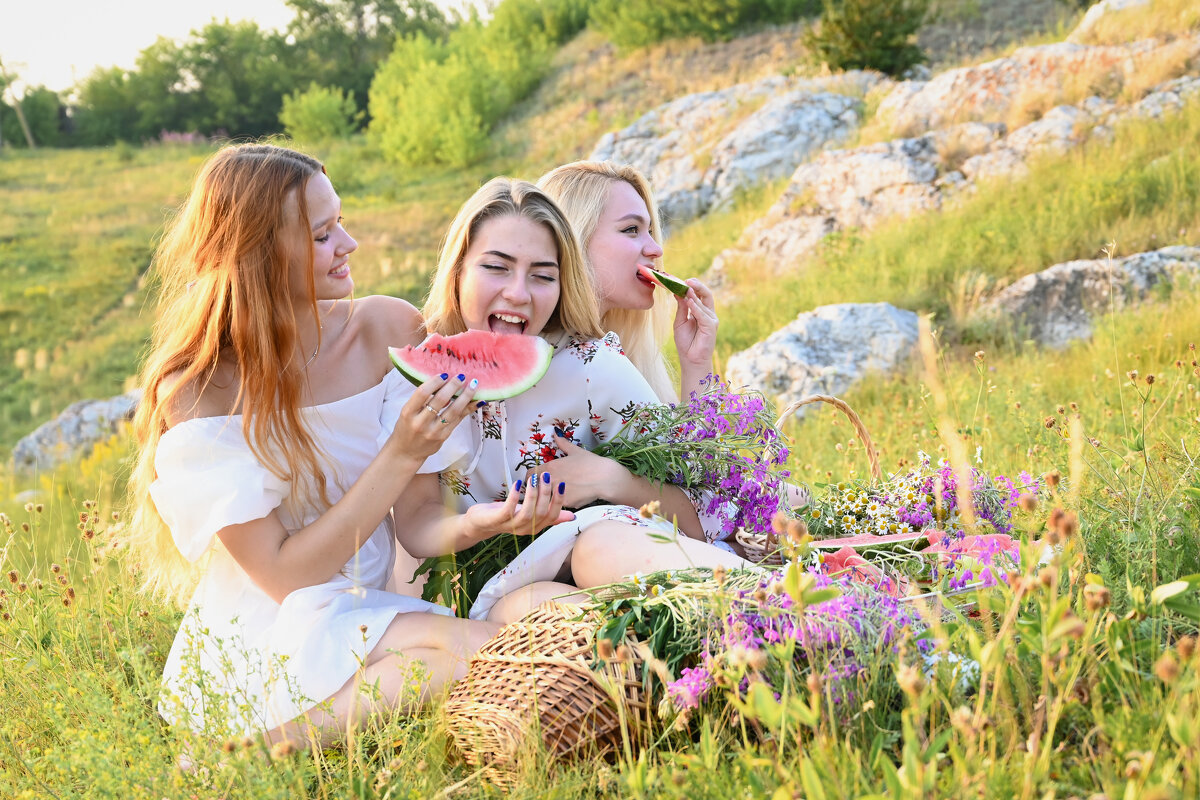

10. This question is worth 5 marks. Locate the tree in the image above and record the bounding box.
[804,0,929,77]
[73,66,141,145]
[279,83,363,142]
[285,0,450,119]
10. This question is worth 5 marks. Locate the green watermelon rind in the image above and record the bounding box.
[388,333,553,402]
[808,531,931,552]
[637,265,690,297]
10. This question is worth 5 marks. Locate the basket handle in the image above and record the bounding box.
[775,394,882,482]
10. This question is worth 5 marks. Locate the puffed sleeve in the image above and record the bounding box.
[580,332,661,444]
[377,369,478,473]
[149,422,289,562]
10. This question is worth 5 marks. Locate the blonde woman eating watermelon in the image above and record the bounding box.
[126,144,498,749]
[537,160,719,403]
[539,160,810,514]
[394,177,749,624]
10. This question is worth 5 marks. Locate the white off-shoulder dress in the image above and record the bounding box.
[150,372,461,737]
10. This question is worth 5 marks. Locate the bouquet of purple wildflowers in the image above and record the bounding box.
[592,376,792,537]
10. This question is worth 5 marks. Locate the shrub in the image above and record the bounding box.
[369,0,589,167]
[590,0,820,50]
[804,0,929,77]
[279,83,363,143]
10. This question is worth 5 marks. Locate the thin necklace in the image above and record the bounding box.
[301,324,323,371]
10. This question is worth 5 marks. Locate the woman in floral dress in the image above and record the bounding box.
[394,177,749,623]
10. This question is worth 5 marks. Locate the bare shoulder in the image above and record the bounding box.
[159,364,237,429]
[351,295,426,349]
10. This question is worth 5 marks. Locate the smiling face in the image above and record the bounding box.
[587,179,664,316]
[284,171,358,302]
[458,213,561,338]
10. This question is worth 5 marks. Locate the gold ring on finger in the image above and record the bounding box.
[424,404,438,415]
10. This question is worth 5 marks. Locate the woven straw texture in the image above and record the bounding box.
[736,394,881,565]
[443,602,647,785]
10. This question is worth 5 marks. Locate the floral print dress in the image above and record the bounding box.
[437,331,722,620]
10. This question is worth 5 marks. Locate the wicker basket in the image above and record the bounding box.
[443,602,648,785]
[735,394,882,565]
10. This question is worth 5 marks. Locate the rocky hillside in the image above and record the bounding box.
[9,0,1200,471]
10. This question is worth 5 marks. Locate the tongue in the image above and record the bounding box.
[489,316,526,335]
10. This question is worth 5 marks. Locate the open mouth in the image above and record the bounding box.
[329,262,350,279]
[635,267,657,288]
[488,312,527,335]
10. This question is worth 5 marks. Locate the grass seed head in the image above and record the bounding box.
[1154,652,1179,683]
[1084,584,1111,612]
[597,638,615,661]
[1177,635,1195,661]
[897,663,925,697]
[786,518,809,543]
[1018,494,1038,512]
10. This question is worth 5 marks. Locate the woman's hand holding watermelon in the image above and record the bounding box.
[384,374,478,462]
[462,471,575,540]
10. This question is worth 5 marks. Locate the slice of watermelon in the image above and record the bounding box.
[808,530,931,552]
[388,331,553,402]
[635,265,689,297]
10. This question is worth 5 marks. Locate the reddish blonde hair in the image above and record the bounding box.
[128,143,332,604]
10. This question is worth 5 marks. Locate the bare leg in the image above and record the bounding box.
[263,612,498,748]
[570,520,752,589]
[486,581,588,624]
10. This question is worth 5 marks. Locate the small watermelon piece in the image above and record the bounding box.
[635,265,689,297]
[808,530,930,552]
[388,331,553,402]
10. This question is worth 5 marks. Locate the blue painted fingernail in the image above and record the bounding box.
[476,400,488,408]
[440,373,449,380]
[457,373,466,382]
[514,479,523,492]
[553,426,565,438]
[542,472,551,485]
[469,378,479,388]
[530,474,538,487]
[558,481,565,495]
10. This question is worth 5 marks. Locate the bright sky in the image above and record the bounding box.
[0,0,296,96]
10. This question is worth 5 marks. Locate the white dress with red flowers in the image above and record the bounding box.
[434,331,722,620]
[149,372,465,737]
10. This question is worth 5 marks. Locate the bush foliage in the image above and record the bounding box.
[589,0,820,50]
[279,83,363,142]
[367,0,589,167]
[804,0,929,77]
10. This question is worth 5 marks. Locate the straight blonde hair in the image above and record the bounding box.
[423,177,603,340]
[537,161,677,401]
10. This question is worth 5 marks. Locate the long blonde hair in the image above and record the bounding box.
[537,161,676,401]
[423,177,602,339]
[127,143,332,605]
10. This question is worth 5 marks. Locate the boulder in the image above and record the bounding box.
[12,391,142,472]
[589,72,883,226]
[725,303,920,414]
[975,246,1200,348]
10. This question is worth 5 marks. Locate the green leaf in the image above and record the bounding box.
[799,758,827,800]
[1151,574,1200,605]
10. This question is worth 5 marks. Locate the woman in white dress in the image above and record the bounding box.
[393,177,749,624]
[126,144,498,746]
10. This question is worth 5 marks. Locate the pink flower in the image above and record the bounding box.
[819,547,905,597]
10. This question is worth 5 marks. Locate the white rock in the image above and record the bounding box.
[1067,0,1151,44]
[975,246,1200,348]
[725,303,919,414]
[12,391,142,472]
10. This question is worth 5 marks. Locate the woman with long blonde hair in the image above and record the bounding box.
[127,143,496,748]
[537,160,720,402]
[394,177,748,624]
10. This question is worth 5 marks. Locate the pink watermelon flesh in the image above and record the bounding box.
[635,265,689,297]
[388,331,553,401]
[808,531,930,551]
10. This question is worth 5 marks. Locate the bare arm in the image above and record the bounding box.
[674,279,719,399]
[216,376,477,604]
[395,471,575,560]
[538,436,704,539]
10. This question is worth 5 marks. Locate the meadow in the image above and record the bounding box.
[2,2,1200,796]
